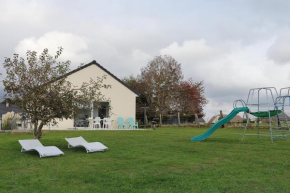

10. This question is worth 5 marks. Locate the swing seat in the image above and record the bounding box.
[249,110,281,118]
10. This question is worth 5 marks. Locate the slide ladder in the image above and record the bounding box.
[191,107,249,142]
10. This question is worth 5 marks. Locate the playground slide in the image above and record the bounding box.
[191,107,249,142]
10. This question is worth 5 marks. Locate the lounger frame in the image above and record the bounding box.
[19,139,65,158]
[65,136,108,153]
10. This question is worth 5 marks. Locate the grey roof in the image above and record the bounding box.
[197,118,205,122]
[0,104,22,116]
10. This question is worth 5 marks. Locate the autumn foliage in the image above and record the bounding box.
[176,79,207,117]
[123,55,207,122]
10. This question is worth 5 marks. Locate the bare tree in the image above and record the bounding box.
[140,55,183,124]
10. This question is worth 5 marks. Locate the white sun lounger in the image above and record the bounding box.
[19,139,65,158]
[65,136,108,153]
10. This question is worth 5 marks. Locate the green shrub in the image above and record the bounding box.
[1,111,21,130]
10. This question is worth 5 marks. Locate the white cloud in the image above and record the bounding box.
[158,38,290,120]
[160,39,224,65]
[15,31,93,67]
[82,25,157,77]
[267,30,290,64]
[96,48,152,79]
[2,0,290,121]
[131,49,152,62]
[159,39,281,89]
[0,0,48,24]
[130,49,152,70]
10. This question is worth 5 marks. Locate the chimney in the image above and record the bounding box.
[6,101,9,108]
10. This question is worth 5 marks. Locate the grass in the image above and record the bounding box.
[1,127,290,193]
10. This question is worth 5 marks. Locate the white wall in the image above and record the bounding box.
[44,64,137,129]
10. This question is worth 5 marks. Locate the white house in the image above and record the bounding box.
[44,60,138,129]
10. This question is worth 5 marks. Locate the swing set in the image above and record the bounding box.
[238,87,290,142]
[190,87,290,142]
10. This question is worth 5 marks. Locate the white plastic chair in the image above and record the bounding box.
[18,139,65,158]
[92,117,101,129]
[103,118,112,129]
[65,136,108,153]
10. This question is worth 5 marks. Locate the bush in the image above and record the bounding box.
[2,111,21,130]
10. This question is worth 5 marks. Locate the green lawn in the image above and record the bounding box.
[1,128,290,193]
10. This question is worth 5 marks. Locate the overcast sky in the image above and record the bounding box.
[1,0,290,120]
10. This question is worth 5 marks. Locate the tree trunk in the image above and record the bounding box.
[159,113,162,126]
[33,122,44,139]
[177,112,180,127]
[219,110,224,128]
[195,113,200,128]
[33,121,38,138]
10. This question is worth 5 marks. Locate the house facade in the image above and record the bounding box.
[44,60,138,129]
[0,101,23,130]
[0,101,22,116]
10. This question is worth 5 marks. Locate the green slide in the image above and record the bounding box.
[191,107,249,142]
